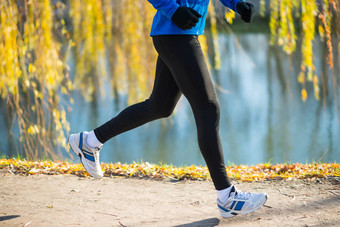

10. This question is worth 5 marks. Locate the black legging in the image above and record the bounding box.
[94,35,231,190]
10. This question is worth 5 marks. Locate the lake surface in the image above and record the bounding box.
[1,32,339,166]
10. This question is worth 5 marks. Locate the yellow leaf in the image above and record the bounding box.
[28,168,40,174]
[225,10,235,24]
[318,25,325,41]
[27,125,35,135]
[28,64,35,73]
[301,89,308,101]
[307,71,313,81]
[297,72,305,83]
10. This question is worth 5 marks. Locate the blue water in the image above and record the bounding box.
[1,32,339,165]
[67,33,340,166]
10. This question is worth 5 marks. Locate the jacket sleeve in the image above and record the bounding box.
[147,0,180,19]
[219,0,245,13]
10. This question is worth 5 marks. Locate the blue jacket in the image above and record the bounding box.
[147,0,244,36]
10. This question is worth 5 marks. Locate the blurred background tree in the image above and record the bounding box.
[0,0,339,159]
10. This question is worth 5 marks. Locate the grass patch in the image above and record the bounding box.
[0,159,339,182]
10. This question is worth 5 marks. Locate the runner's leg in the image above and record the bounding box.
[94,56,182,143]
[153,35,231,190]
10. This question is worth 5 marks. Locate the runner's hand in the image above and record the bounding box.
[171,7,202,30]
[236,1,255,23]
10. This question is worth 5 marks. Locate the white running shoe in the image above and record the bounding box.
[68,131,103,178]
[217,186,267,218]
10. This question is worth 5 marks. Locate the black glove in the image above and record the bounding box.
[171,7,202,30]
[236,1,255,23]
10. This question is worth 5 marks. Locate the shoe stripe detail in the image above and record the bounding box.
[82,150,94,157]
[218,204,230,213]
[79,132,83,151]
[78,132,95,162]
[234,201,245,211]
[230,201,236,210]
[83,152,95,162]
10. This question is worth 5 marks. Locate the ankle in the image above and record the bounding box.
[217,185,234,202]
[86,130,103,148]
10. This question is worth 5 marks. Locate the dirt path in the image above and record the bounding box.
[1,172,339,227]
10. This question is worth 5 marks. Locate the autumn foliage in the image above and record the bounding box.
[0,159,339,182]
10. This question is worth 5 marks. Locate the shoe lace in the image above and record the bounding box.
[93,147,102,164]
[234,190,251,200]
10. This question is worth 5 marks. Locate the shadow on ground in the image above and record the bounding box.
[174,218,220,227]
[0,215,20,222]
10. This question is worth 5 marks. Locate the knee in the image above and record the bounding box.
[144,99,175,118]
[196,100,220,122]
[156,106,175,118]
